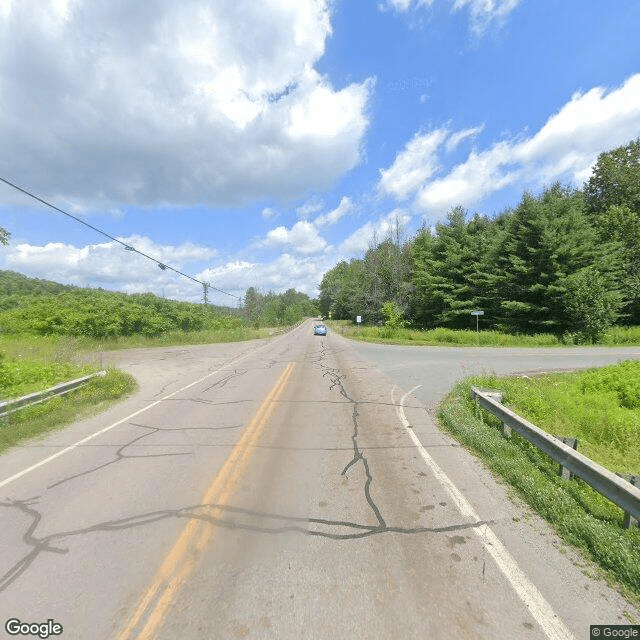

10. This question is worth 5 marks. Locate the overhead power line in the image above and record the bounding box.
[0,176,240,302]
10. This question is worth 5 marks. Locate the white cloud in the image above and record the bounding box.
[0,0,372,208]
[452,0,520,35]
[264,220,328,255]
[1,236,335,302]
[382,0,434,12]
[445,124,484,152]
[3,237,218,300]
[199,253,332,298]
[378,129,448,200]
[381,0,519,34]
[380,74,640,218]
[314,196,353,227]
[296,197,324,218]
[339,209,412,255]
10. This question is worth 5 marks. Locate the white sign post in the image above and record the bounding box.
[470,310,484,334]
[356,315,362,327]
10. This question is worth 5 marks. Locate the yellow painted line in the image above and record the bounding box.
[116,362,296,640]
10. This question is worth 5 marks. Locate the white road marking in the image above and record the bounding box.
[0,324,308,490]
[393,385,575,640]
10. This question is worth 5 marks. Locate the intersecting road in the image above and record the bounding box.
[1,320,639,639]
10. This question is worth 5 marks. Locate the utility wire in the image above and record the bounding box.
[0,176,240,301]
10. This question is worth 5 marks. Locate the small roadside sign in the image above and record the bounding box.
[356,315,362,324]
[471,310,484,333]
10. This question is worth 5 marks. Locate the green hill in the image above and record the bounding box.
[0,271,243,339]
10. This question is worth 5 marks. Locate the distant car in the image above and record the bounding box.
[313,323,327,336]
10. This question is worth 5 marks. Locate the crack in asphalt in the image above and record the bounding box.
[152,367,246,398]
[0,497,487,593]
[45,422,244,490]
[39,370,249,492]
[313,341,387,530]
[201,369,246,394]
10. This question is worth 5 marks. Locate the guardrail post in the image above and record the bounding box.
[554,436,579,480]
[617,474,640,528]
[483,392,510,437]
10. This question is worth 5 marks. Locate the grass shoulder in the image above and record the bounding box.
[0,368,137,455]
[437,362,640,607]
[328,320,640,347]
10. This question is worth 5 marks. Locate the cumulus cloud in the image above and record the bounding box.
[379,74,640,218]
[1,234,336,301]
[199,253,332,298]
[3,236,218,300]
[0,0,372,208]
[264,220,328,255]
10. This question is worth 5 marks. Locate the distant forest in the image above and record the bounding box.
[319,138,640,342]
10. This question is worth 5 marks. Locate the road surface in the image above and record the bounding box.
[1,320,639,639]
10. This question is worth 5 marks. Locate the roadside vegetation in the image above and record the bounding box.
[438,362,640,604]
[320,139,640,345]
[0,369,137,455]
[330,321,640,347]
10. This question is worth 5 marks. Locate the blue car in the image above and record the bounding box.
[313,323,327,336]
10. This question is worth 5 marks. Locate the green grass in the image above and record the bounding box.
[0,369,137,455]
[329,321,640,347]
[64,325,285,352]
[0,334,139,453]
[330,321,562,346]
[601,326,640,345]
[485,361,640,474]
[437,362,640,605]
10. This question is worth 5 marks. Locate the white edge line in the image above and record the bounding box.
[0,327,305,491]
[393,385,575,640]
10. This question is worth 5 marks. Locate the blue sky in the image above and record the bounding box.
[1,0,640,305]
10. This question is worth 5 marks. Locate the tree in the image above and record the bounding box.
[319,259,366,320]
[380,301,406,329]
[588,203,640,325]
[563,267,622,343]
[411,207,498,328]
[0,226,9,246]
[584,138,640,215]
[494,184,610,335]
[360,238,412,323]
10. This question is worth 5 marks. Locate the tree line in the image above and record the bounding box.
[243,286,319,327]
[319,139,640,342]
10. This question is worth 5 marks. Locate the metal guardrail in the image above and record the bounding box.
[0,371,107,419]
[470,386,640,528]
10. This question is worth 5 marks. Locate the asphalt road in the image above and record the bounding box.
[1,321,639,640]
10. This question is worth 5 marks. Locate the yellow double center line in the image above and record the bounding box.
[116,362,296,640]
